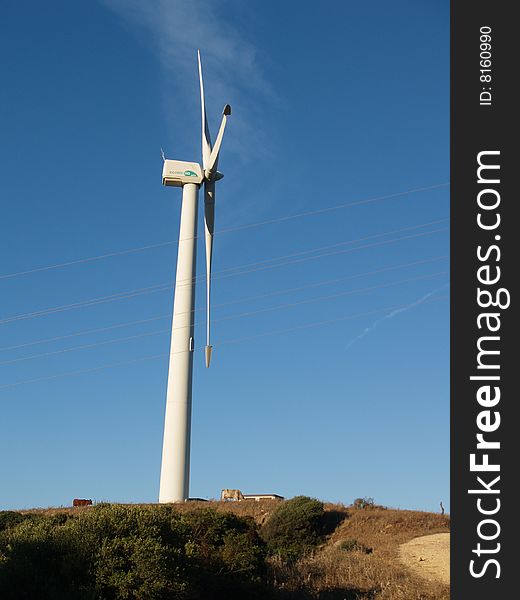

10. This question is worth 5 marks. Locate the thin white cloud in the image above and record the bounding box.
[103,0,270,86]
[345,284,448,350]
[101,0,276,161]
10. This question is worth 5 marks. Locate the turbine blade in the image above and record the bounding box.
[204,179,215,367]
[206,105,231,178]
[198,50,212,170]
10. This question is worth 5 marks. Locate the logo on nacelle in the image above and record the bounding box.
[169,169,199,177]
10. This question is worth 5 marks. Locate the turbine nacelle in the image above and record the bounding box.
[161,159,223,187]
[162,160,203,187]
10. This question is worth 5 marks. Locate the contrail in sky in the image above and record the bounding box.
[345,284,449,350]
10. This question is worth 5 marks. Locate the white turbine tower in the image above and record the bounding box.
[159,51,231,503]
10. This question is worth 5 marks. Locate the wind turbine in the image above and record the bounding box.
[159,51,231,503]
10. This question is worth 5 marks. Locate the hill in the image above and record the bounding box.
[0,499,450,599]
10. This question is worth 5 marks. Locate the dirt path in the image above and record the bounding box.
[399,533,450,585]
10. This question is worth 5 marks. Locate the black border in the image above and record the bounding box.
[451,1,515,596]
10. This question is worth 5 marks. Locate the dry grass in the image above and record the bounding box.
[18,501,450,599]
[268,504,450,600]
[20,499,282,526]
[175,498,283,525]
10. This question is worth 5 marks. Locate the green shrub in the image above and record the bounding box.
[0,517,93,600]
[260,496,325,560]
[0,504,268,600]
[94,534,187,599]
[0,511,26,532]
[179,509,267,598]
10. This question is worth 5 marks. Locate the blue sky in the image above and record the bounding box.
[0,0,449,512]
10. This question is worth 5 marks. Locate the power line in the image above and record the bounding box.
[0,271,448,366]
[219,183,448,234]
[0,182,448,282]
[0,221,448,326]
[0,329,169,367]
[0,315,168,353]
[211,271,448,327]
[218,294,449,348]
[209,226,448,284]
[0,295,448,391]
[0,254,448,353]
[0,283,172,327]
[0,354,167,391]
[195,218,448,280]
[0,226,447,327]
[202,255,449,311]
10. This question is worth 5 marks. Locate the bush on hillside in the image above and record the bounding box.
[260,496,325,561]
[0,504,268,600]
[0,511,26,532]
[0,516,92,600]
